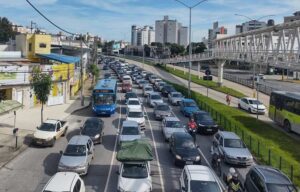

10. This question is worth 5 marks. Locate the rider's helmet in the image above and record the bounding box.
[229,167,236,175]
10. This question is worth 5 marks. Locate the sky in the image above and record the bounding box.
[1,0,300,42]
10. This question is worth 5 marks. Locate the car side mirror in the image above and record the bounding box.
[59,150,63,155]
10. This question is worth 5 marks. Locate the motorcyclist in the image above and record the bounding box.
[228,173,244,192]
[187,118,197,142]
[210,143,220,168]
[226,167,236,184]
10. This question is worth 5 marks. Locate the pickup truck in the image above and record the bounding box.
[32,119,68,147]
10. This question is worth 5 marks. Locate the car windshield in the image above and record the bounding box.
[145,87,153,91]
[165,121,183,128]
[122,163,148,179]
[128,112,143,118]
[94,94,115,105]
[64,145,86,156]
[195,114,213,122]
[224,139,246,148]
[126,93,137,99]
[123,77,130,81]
[151,95,161,100]
[173,93,182,97]
[190,180,221,192]
[248,99,262,105]
[185,101,197,107]
[128,100,140,105]
[38,123,56,132]
[266,183,297,192]
[122,127,139,135]
[176,138,195,149]
[157,105,170,111]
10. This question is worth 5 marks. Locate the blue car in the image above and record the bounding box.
[179,98,200,117]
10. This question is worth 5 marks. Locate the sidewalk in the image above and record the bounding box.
[0,79,93,167]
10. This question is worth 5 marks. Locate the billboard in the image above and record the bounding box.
[0,66,30,85]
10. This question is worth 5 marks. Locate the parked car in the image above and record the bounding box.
[143,85,154,97]
[244,165,297,192]
[191,111,218,134]
[126,98,142,110]
[124,92,138,103]
[42,172,85,192]
[147,92,164,107]
[179,99,200,117]
[153,102,172,120]
[161,84,176,97]
[126,107,146,128]
[213,131,253,166]
[162,116,186,141]
[33,119,68,147]
[58,135,94,175]
[238,97,266,114]
[80,117,104,144]
[168,92,184,105]
[180,165,223,192]
[118,120,142,145]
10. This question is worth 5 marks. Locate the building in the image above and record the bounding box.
[207,22,227,49]
[284,11,300,23]
[235,20,267,34]
[131,25,155,46]
[155,16,188,47]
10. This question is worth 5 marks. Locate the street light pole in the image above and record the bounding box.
[80,34,84,106]
[143,45,145,69]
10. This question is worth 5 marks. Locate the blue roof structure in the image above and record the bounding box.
[94,79,117,92]
[36,53,80,64]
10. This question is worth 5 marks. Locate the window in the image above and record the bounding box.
[39,43,47,48]
[73,179,81,192]
[250,171,266,192]
[28,43,32,52]
[295,101,300,115]
[284,99,295,112]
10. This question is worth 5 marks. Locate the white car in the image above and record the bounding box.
[143,85,154,97]
[147,92,164,107]
[119,120,142,145]
[42,172,85,192]
[126,107,146,128]
[122,75,132,84]
[180,165,223,192]
[238,97,266,114]
[168,92,184,105]
[154,78,163,87]
[162,117,186,141]
[117,161,152,192]
[126,98,142,110]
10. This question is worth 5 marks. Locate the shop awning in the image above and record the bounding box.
[36,53,80,64]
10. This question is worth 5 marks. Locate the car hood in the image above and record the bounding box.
[151,99,163,104]
[224,147,252,158]
[155,110,171,115]
[176,147,199,158]
[127,105,142,110]
[127,117,145,124]
[196,120,216,126]
[250,104,266,110]
[33,130,56,140]
[119,176,151,191]
[120,135,141,142]
[184,106,199,113]
[59,155,87,167]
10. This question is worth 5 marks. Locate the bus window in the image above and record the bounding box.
[284,99,295,113]
[275,95,283,110]
[295,101,300,115]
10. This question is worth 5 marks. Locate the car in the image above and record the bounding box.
[138,79,149,89]
[244,165,297,192]
[80,117,104,144]
[126,107,146,128]
[122,75,132,84]
[124,92,138,103]
[161,84,176,97]
[145,73,153,80]
[154,78,163,87]
[213,131,253,166]
[180,165,223,192]
[134,75,143,84]
[149,75,158,84]
[143,85,154,97]
[250,73,265,81]
[179,99,200,117]
[238,97,266,114]
[168,92,184,105]
[169,132,201,166]
[162,116,186,141]
[191,111,218,134]
[153,102,172,120]
[58,135,94,175]
[104,73,111,79]
[118,120,142,145]
[103,65,108,70]
[121,82,132,93]
[42,172,85,192]
[126,98,142,110]
[147,92,164,107]
[155,81,166,91]
[140,71,147,77]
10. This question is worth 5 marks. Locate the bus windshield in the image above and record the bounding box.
[94,94,115,105]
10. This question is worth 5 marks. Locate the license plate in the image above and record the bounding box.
[36,141,42,144]
[101,112,106,114]
[207,129,212,131]
[186,161,193,165]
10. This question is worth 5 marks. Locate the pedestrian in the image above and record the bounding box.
[226,94,231,106]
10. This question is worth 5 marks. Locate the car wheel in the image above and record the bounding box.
[284,120,292,132]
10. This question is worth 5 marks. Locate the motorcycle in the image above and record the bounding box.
[187,123,197,142]
[211,153,222,176]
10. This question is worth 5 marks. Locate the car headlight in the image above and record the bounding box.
[198,123,204,127]
[46,137,53,141]
[175,155,182,160]
[195,156,201,161]
[94,134,100,139]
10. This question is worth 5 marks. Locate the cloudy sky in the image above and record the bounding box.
[1,0,300,41]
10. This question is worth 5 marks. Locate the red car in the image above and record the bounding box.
[122,83,132,92]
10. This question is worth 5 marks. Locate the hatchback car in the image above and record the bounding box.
[58,135,94,175]
[153,102,172,120]
[168,92,184,105]
[124,92,138,103]
[180,165,223,192]
[80,117,104,144]
[143,85,154,97]
[162,116,186,141]
[118,120,142,145]
[126,107,146,128]
[147,92,164,107]
[238,97,266,114]
[42,172,85,192]
[244,165,297,192]
[180,99,200,117]
[191,111,218,134]
[169,132,201,166]
[213,131,253,166]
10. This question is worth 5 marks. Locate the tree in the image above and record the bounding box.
[150,42,163,47]
[170,43,185,56]
[31,67,52,124]
[0,17,16,43]
[144,44,151,57]
[88,64,99,84]
[186,42,207,54]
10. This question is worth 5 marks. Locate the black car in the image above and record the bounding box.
[169,132,201,166]
[161,85,176,97]
[80,117,104,144]
[104,73,111,79]
[124,92,138,103]
[192,111,218,134]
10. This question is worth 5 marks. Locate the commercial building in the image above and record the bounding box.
[131,25,155,46]
[235,20,267,34]
[155,16,188,47]
[208,22,227,49]
[284,11,300,23]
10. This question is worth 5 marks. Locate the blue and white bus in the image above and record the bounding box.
[92,79,117,116]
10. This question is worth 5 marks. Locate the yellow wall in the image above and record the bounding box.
[52,63,75,81]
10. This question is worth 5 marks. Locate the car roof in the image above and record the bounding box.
[185,165,217,182]
[68,135,90,145]
[44,119,59,124]
[171,92,181,95]
[149,92,160,96]
[123,75,131,78]
[122,120,138,127]
[44,172,78,191]
[128,98,139,101]
[193,110,208,115]
[218,131,240,139]
[253,165,292,184]
[164,116,180,121]
[128,107,143,112]
[182,98,195,103]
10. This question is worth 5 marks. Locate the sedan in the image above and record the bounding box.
[238,97,266,114]
[169,132,201,166]
[126,98,142,110]
[143,85,154,97]
[191,111,218,134]
[124,92,138,103]
[168,92,184,105]
[153,103,172,120]
[80,117,104,144]
[180,99,200,117]
[118,120,142,145]
[161,84,176,97]
[162,116,186,141]
[138,80,149,89]
[147,92,164,107]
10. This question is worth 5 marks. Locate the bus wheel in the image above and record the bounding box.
[284,120,292,132]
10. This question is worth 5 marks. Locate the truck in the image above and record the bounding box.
[32,119,68,147]
[116,140,153,192]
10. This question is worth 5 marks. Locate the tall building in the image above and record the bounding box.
[155,16,188,47]
[235,20,267,34]
[207,22,227,49]
[284,11,300,23]
[131,25,155,46]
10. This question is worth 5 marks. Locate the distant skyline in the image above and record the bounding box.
[1,0,300,42]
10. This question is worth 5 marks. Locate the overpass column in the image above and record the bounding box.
[217,60,226,87]
[183,63,186,75]
[197,62,201,79]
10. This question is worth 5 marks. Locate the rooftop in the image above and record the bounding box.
[36,53,80,64]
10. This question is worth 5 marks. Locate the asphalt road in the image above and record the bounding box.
[0,67,253,192]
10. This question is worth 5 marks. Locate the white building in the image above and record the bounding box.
[235,20,267,34]
[284,11,300,23]
[131,25,155,46]
[179,27,188,47]
[208,22,227,49]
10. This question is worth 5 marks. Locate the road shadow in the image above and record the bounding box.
[66,128,81,142]
[43,152,61,176]
[71,106,95,117]
[112,118,125,130]
[102,134,117,151]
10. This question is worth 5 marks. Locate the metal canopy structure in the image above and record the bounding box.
[36,53,80,64]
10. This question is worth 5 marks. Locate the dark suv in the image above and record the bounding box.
[244,165,297,192]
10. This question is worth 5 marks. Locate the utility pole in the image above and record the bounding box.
[80,34,84,106]
[30,21,36,34]
[143,45,145,69]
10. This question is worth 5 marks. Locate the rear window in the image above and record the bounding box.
[151,95,161,100]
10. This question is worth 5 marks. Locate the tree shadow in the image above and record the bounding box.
[43,152,61,176]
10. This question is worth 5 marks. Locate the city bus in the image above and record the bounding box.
[269,91,300,134]
[92,79,117,116]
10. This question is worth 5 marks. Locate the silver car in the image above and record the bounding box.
[147,92,164,107]
[143,85,154,97]
[58,135,94,175]
[168,92,184,105]
[118,120,142,145]
[153,103,172,120]
[162,116,186,141]
[213,131,253,166]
